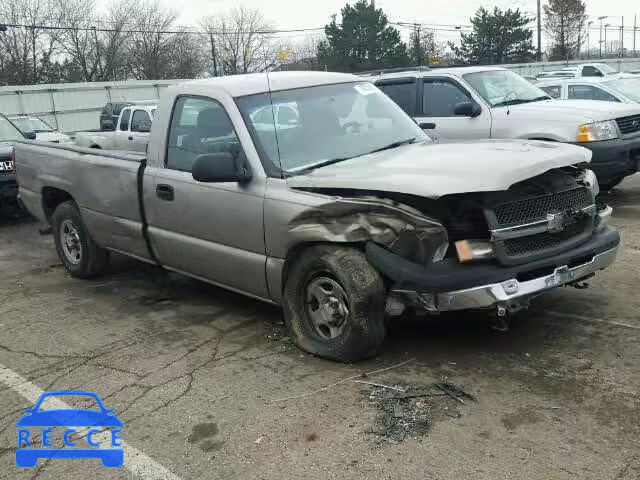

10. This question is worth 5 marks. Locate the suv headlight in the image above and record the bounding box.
[577,121,618,142]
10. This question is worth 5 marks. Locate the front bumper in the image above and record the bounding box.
[574,136,640,186]
[367,226,620,312]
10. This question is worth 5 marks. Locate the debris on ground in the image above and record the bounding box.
[433,379,477,404]
[362,377,476,442]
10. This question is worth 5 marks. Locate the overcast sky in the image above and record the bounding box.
[142,0,640,51]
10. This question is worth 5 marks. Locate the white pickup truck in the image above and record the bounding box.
[14,72,620,362]
[74,104,156,152]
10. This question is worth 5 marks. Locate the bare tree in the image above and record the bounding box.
[0,0,60,84]
[165,31,207,79]
[57,0,99,81]
[127,0,176,79]
[203,7,274,75]
[409,26,444,66]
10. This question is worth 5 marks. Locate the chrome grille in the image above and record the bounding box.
[615,114,640,135]
[503,220,588,256]
[493,187,592,227]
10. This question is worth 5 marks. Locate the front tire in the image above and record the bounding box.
[51,201,109,278]
[283,245,386,362]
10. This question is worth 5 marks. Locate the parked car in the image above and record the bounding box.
[75,104,156,152]
[535,70,577,80]
[536,77,640,104]
[1,113,35,215]
[8,115,72,143]
[99,102,132,131]
[369,66,640,189]
[15,72,619,362]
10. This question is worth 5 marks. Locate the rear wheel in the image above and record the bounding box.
[51,201,109,278]
[283,245,386,362]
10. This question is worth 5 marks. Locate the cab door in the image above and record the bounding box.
[128,109,152,152]
[144,94,268,299]
[114,108,132,150]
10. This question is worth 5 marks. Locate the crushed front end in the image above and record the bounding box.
[364,168,620,315]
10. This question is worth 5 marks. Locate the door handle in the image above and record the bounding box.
[128,136,133,140]
[419,122,437,130]
[156,184,174,201]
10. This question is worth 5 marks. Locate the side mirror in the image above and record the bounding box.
[453,102,481,117]
[192,152,251,183]
[25,131,37,140]
[102,120,115,131]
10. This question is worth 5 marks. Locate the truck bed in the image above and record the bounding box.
[14,141,150,259]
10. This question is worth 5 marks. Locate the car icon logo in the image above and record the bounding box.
[15,391,124,468]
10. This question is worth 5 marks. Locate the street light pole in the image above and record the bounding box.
[587,21,593,59]
[537,0,542,61]
[599,16,608,59]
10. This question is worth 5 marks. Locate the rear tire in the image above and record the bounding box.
[283,245,386,362]
[51,201,109,278]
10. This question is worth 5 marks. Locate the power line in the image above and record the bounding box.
[0,22,326,36]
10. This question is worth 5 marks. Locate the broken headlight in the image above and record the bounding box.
[579,169,600,197]
[389,228,449,264]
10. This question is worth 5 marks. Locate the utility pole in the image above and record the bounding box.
[634,14,637,57]
[605,24,610,55]
[537,0,542,61]
[621,16,624,57]
[599,17,604,58]
[209,32,217,77]
[587,21,593,59]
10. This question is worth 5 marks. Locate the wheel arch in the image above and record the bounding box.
[41,187,75,223]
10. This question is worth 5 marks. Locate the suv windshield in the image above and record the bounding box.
[237,82,428,174]
[604,78,640,103]
[0,116,24,143]
[464,70,550,107]
[11,117,53,133]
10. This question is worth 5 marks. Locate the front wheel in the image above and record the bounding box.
[51,201,109,278]
[283,245,386,362]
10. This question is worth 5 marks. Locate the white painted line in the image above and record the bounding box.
[0,362,182,480]
[543,310,640,330]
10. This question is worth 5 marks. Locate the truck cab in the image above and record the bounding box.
[74,105,155,152]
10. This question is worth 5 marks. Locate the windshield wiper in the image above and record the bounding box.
[289,137,417,176]
[494,96,550,107]
[366,137,417,155]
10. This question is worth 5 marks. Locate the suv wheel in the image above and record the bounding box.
[283,245,386,362]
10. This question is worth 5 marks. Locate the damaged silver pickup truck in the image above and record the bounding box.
[15,72,620,362]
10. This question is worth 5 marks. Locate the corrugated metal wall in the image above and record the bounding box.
[505,57,640,77]
[0,79,182,133]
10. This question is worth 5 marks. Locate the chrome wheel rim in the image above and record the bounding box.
[305,276,349,340]
[60,219,82,265]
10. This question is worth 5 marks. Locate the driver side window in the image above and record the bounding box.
[166,96,243,173]
[422,79,472,116]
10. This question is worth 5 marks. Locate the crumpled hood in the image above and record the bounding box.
[508,99,640,122]
[287,140,591,199]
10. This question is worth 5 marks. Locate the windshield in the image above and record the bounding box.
[604,78,640,103]
[464,70,550,107]
[237,82,429,174]
[0,116,24,143]
[598,64,617,74]
[11,117,53,133]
